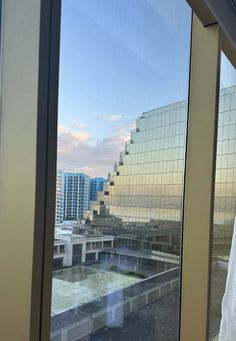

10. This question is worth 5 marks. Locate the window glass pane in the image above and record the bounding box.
[51,1,191,340]
[209,52,236,339]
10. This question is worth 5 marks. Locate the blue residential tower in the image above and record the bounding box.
[89,177,105,202]
[64,172,90,220]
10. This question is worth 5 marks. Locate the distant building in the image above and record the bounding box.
[53,222,176,269]
[89,177,105,202]
[89,100,187,225]
[64,172,90,220]
[53,227,114,268]
[55,170,64,223]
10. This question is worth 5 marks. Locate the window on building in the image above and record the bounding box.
[103,241,112,248]
[59,245,65,253]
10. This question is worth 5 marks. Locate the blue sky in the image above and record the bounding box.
[221,53,236,88]
[57,0,192,177]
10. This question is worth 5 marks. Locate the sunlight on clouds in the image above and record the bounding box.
[105,114,123,121]
[57,124,130,177]
[97,114,123,122]
[71,121,87,129]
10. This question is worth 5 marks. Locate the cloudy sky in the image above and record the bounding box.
[57,0,191,177]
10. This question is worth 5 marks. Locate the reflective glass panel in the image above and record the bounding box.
[209,52,236,339]
[51,1,192,340]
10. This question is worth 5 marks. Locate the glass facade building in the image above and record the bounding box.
[89,86,236,250]
[214,85,236,248]
[89,101,186,226]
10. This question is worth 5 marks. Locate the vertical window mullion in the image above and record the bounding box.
[180,13,221,341]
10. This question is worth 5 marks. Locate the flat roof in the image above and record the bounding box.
[51,266,140,317]
[109,248,179,265]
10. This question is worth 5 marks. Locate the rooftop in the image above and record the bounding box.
[51,266,140,317]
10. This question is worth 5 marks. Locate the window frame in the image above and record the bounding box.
[1,1,236,340]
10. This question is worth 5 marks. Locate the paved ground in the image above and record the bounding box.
[89,261,160,278]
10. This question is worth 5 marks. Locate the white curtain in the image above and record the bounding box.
[219,218,236,341]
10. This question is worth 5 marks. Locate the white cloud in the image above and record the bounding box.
[106,114,123,121]
[57,125,130,177]
[72,122,87,128]
[58,125,91,141]
[98,114,123,122]
[69,119,87,129]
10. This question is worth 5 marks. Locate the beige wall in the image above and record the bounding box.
[0,1,41,340]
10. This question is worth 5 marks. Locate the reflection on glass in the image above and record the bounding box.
[51,1,191,340]
[209,53,236,339]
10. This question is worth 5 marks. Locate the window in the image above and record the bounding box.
[59,245,65,253]
[209,52,236,339]
[2,2,236,341]
[50,1,192,340]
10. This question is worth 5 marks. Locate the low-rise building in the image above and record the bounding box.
[53,226,114,268]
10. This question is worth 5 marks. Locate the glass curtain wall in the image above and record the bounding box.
[209,52,236,339]
[50,1,192,340]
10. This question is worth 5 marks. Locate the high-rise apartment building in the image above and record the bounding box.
[89,177,105,202]
[64,173,90,220]
[55,169,64,223]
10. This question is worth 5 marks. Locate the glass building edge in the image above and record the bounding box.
[88,101,188,225]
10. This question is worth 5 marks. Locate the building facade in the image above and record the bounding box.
[55,169,64,223]
[53,232,114,268]
[89,177,105,202]
[89,99,186,225]
[64,172,90,220]
[89,86,236,254]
